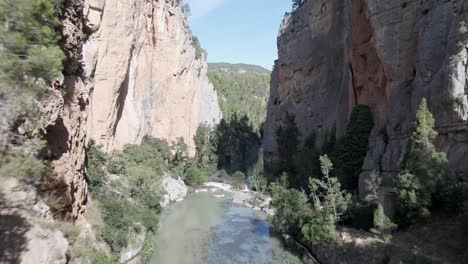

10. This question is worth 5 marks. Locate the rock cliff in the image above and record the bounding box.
[40,0,221,219]
[264,0,468,190]
[83,0,221,154]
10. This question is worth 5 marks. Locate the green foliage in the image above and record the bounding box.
[395,98,450,226]
[139,231,155,263]
[86,136,173,256]
[208,63,270,129]
[371,204,397,239]
[92,251,115,264]
[252,173,268,193]
[399,254,433,264]
[192,36,206,60]
[309,155,351,221]
[292,132,320,189]
[214,114,261,173]
[332,105,374,192]
[276,113,301,177]
[0,0,65,156]
[108,140,168,175]
[86,143,108,192]
[300,209,336,244]
[170,137,189,177]
[0,0,64,82]
[271,185,310,234]
[184,166,208,187]
[126,165,163,210]
[194,123,218,171]
[181,3,191,17]
[0,144,47,179]
[273,250,302,264]
[218,169,229,179]
[231,171,246,189]
[342,202,377,231]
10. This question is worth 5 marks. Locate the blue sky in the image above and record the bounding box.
[186,0,291,70]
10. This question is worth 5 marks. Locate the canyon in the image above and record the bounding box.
[264,0,468,199]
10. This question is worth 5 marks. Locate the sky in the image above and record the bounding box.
[186,0,291,70]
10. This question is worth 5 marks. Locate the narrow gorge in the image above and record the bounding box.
[1,0,468,263]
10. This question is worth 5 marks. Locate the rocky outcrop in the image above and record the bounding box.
[160,176,188,208]
[0,178,69,264]
[43,0,90,220]
[83,0,221,154]
[264,0,468,190]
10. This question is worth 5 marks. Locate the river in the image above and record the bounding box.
[150,191,296,264]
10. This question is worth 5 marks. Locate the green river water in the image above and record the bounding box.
[150,192,293,264]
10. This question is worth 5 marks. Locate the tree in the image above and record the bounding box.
[271,186,310,235]
[300,209,336,244]
[276,113,301,177]
[370,204,397,241]
[395,98,449,225]
[194,123,217,170]
[309,155,351,221]
[170,137,189,177]
[182,3,191,18]
[332,104,374,192]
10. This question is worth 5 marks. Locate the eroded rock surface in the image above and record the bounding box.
[83,0,221,154]
[264,0,468,186]
[160,176,188,208]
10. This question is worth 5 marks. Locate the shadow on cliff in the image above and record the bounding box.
[0,193,31,264]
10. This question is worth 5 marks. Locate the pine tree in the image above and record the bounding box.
[276,113,301,177]
[309,155,351,221]
[395,98,449,225]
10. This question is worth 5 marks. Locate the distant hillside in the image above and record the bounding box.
[208,63,271,129]
[209,63,271,75]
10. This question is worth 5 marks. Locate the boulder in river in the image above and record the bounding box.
[160,176,188,208]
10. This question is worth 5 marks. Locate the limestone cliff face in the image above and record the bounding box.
[83,0,221,154]
[42,0,221,219]
[43,0,89,219]
[264,0,468,185]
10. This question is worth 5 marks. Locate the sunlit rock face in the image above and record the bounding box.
[83,0,221,154]
[264,0,468,182]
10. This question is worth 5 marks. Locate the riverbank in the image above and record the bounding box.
[150,191,301,264]
[197,182,276,216]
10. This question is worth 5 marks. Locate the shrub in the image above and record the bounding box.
[86,144,108,192]
[370,204,397,241]
[92,251,115,264]
[0,150,46,179]
[271,186,310,234]
[400,254,433,264]
[126,165,163,210]
[218,169,229,179]
[300,210,336,244]
[139,231,155,263]
[342,202,377,231]
[273,250,302,264]
[231,171,246,189]
[184,166,208,187]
